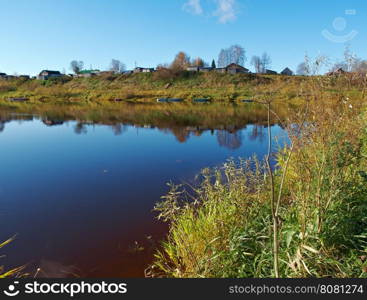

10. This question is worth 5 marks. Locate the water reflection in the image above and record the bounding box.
[0,114,274,147]
[217,130,242,150]
[0,113,286,277]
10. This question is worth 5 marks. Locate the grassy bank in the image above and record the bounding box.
[0,72,366,104]
[149,88,367,278]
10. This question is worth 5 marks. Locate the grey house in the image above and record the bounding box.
[281,67,294,76]
[133,67,155,73]
[214,68,226,73]
[265,69,278,75]
[226,63,249,74]
[186,66,199,72]
[198,67,213,72]
[0,73,7,79]
[326,68,346,76]
[38,70,62,80]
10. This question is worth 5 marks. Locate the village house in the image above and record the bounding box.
[225,63,249,74]
[0,72,7,79]
[326,68,346,76]
[198,67,212,72]
[133,67,155,73]
[186,64,250,74]
[265,69,278,75]
[214,68,226,73]
[281,67,294,76]
[78,69,100,78]
[38,70,62,80]
[186,66,199,72]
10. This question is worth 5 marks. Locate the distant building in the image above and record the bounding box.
[133,67,155,73]
[226,63,249,74]
[198,67,213,72]
[0,72,7,79]
[265,69,278,75]
[78,70,100,78]
[281,67,294,76]
[38,70,62,80]
[19,75,30,80]
[42,118,64,126]
[326,68,346,76]
[186,66,199,72]
[214,68,226,73]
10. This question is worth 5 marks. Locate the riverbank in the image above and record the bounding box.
[149,89,367,278]
[0,72,365,104]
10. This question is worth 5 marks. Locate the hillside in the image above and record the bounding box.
[0,72,365,106]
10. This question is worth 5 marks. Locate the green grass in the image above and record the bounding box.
[0,72,365,105]
[0,237,24,278]
[148,93,367,278]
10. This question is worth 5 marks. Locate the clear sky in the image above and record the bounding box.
[0,0,366,75]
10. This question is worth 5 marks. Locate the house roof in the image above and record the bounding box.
[326,68,346,75]
[226,63,249,71]
[281,67,292,72]
[39,70,61,75]
[79,69,100,74]
[266,69,277,74]
[135,67,154,70]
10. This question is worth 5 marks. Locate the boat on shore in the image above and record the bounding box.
[7,97,29,102]
[156,98,183,103]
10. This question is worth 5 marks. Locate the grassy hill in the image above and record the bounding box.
[0,71,365,106]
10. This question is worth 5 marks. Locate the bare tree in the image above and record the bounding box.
[329,61,348,73]
[297,54,328,76]
[70,60,84,74]
[296,62,308,75]
[218,49,228,67]
[110,59,126,73]
[260,52,272,72]
[251,55,262,73]
[343,45,358,72]
[353,60,367,74]
[230,45,246,66]
[170,52,190,70]
[217,45,246,67]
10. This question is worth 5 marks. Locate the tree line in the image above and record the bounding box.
[68,44,367,76]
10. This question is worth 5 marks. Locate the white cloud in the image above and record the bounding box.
[183,0,238,23]
[213,0,237,24]
[183,0,203,15]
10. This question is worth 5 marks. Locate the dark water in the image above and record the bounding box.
[0,115,286,277]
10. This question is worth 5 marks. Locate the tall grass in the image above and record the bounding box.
[0,72,365,104]
[148,81,367,278]
[0,237,24,278]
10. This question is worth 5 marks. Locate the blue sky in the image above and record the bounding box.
[0,0,366,75]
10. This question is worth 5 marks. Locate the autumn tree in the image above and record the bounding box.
[170,52,190,70]
[192,57,205,67]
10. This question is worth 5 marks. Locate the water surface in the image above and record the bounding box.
[0,114,286,277]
